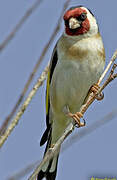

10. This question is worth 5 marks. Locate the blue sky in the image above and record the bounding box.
[0,0,117,180]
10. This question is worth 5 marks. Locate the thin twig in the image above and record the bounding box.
[7,161,40,180]
[0,0,42,51]
[98,50,117,84]
[0,0,70,137]
[97,63,117,93]
[0,64,49,148]
[29,49,117,180]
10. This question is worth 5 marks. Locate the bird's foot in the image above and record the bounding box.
[90,83,104,101]
[50,144,55,148]
[68,112,86,128]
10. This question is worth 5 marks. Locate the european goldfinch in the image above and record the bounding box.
[37,6,105,180]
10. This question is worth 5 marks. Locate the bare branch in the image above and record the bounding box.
[29,49,117,180]
[7,161,40,180]
[0,0,70,137]
[0,64,49,148]
[0,0,42,51]
[98,50,117,84]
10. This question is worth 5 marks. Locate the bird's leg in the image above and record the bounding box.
[90,83,104,101]
[63,106,86,128]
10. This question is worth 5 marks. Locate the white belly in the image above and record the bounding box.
[50,58,103,114]
[49,58,104,144]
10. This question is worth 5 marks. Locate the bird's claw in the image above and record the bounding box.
[75,118,86,128]
[68,112,86,128]
[90,83,104,101]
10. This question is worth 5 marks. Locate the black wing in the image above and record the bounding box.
[40,46,58,146]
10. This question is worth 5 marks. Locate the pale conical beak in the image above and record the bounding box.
[69,17,81,29]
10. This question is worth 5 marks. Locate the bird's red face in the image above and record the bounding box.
[63,7,90,36]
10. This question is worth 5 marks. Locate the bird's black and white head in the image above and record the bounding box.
[63,6,99,38]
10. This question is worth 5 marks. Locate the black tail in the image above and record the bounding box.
[37,156,59,180]
[37,128,59,180]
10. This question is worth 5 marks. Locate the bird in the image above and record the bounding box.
[37,5,105,180]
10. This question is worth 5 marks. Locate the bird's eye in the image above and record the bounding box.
[78,13,87,21]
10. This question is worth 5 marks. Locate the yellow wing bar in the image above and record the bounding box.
[46,70,50,115]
